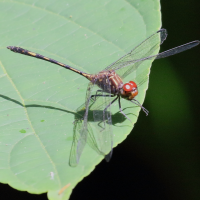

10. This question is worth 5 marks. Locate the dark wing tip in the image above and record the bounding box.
[157,28,167,32]
[187,40,200,49]
[157,28,167,35]
[194,40,200,45]
[105,149,113,162]
[157,28,168,45]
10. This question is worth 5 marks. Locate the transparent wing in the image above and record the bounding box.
[72,76,113,163]
[120,40,199,79]
[105,29,167,78]
[69,76,113,166]
[69,82,94,167]
[69,118,84,167]
[105,28,199,80]
[90,75,113,161]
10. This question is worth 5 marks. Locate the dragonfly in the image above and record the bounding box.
[7,29,199,167]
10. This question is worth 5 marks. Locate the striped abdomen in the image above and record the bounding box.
[7,46,91,80]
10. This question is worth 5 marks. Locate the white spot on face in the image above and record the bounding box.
[126,85,131,89]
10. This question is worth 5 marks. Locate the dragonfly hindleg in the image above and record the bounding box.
[91,90,115,102]
[97,96,118,132]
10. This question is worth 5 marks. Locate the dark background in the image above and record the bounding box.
[2,1,200,200]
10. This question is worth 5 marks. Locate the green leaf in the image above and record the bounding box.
[0,0,161,199]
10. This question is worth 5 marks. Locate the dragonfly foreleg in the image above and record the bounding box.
[131,99,149,116]
[118,97,133,124]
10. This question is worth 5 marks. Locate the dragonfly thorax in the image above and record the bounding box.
[90,70,124,94]
[120,81,138,100]
[90,71,138,99]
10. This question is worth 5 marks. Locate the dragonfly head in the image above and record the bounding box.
[121,81,138,100]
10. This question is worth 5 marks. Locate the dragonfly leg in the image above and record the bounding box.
[91,90,103,101]
[73,117,84,124]
[103,96,118,112]
[131,99,149,116]
[98,96,119,132]
[118,97,133,124]
[91,90,115,101]
[97,121,106,132]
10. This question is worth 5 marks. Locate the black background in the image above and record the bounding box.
[1,1,200,200]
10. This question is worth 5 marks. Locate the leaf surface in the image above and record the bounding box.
[0,0,161,199]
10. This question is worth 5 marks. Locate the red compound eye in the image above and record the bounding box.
[123,83,133,92]
[129,81,137,88]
